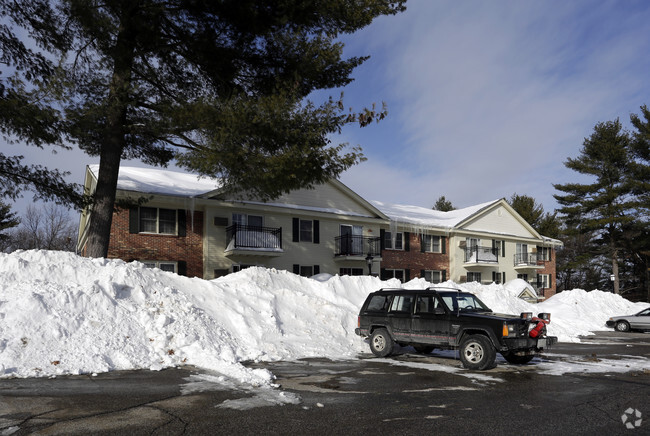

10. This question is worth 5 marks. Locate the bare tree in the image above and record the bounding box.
[8,204,77,252]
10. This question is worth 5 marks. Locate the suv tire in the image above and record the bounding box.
[369,328,394,357]
[459,334,496,370]
[615,320,631,332]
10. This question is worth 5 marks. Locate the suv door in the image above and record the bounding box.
[412,294,451,345]
[387,294,415,343]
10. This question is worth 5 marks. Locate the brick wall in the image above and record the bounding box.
[538,248,557,299]
[107,208,204,278]
[381,233,449,280]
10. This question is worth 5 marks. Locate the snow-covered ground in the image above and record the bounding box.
[0,250,647,388]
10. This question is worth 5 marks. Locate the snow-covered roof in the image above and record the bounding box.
[88,164,221,197]
[370,199,499,230]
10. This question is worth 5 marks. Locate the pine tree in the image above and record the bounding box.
[0,201,19,246]
[553,119,636,294]
[0,3,84,207]
[4,0,406,258]
[432,196,455,211]
[507,193,560,238]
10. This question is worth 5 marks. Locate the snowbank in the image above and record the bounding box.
[0,250,646,385]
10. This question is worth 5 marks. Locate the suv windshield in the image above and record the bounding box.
[439,292,491,313]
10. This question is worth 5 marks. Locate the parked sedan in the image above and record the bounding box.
[606,307,650,332]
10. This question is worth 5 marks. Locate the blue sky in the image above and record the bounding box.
[9,0,650,217]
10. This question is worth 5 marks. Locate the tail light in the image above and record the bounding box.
[357,316,361,328]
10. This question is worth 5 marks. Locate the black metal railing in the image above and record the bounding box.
[514,253,538,266]
[226,224,282,250]
[335,235,381,257]
[464,246,499,263]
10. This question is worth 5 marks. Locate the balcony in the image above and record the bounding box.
[463,246,498,264]
[514,253,543,269]
[224,224,283,257]
[334,235,381,259]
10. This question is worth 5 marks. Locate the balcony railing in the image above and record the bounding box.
[225,224,282,251]
[464,246,498,263]
[335,235,381,257]
[514,253,538,266]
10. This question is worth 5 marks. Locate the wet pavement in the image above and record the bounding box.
[0,331,648,435]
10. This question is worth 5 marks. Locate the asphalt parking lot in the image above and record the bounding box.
[0,331,648,435]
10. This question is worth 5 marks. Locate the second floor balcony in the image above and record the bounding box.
[335,235,381,258]
[463,246,499,264]
[514,253,543,268]
[225,224,283,257]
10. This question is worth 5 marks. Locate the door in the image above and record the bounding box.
[516,243,528,264]
[340,224,363,255]
[387,294,414,343]
[632,308,650,329]
[411,294,451,345]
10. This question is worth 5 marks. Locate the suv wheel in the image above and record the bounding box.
[369,328,394,357]
[459,334,496,370]
[615,321,631,332]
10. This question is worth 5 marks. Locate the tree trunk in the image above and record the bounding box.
[84,4,138,258]
[612,249,620,294]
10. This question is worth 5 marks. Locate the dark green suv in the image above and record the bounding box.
[354,287,557,370]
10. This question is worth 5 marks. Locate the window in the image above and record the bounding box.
[517,273,528,281]
[367,295,391,311]
[139,207,177,234]
[233,264,254,273]
[233,214,263,227]
[422,235,441,253]
[142,261,176,273]
[538,246,551,261]
[389,294,414,312]
[467,237,480,249]
[384,231,403,250]
[300,220,313,242]
[424,270,444,284]
[415,295,443,313]
[383,269,405,282]
[467,272,481,283]
[516,243,529,264]
[538,274,551,289]
[340,268,364,276]
[294,264,319,277]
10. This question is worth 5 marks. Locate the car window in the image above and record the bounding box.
[366,295,391,312]
[415,295,443,313]
[639,308,650,316]
[389,295,414,313]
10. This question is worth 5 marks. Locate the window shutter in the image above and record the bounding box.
[129,207,139,234]
[313,220,320,244]
[177,210,186,237]
[380,229,386,250]
[442,270,447,282]
[405,269,411,282]
[292,218,299,242]
[492,271,496,282]
[502,272,506,283]
[421,269,425,278]
[293,264,300,275]
[404,232,410,251]
[380,268,387,280]
[442,236,447,254]
[420,235,425,253]
[314,265,320,275]
[177,261,187,276]
[549,275,552,289]
[501,240,506,257]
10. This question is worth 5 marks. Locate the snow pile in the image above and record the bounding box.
[0,250,647,385]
